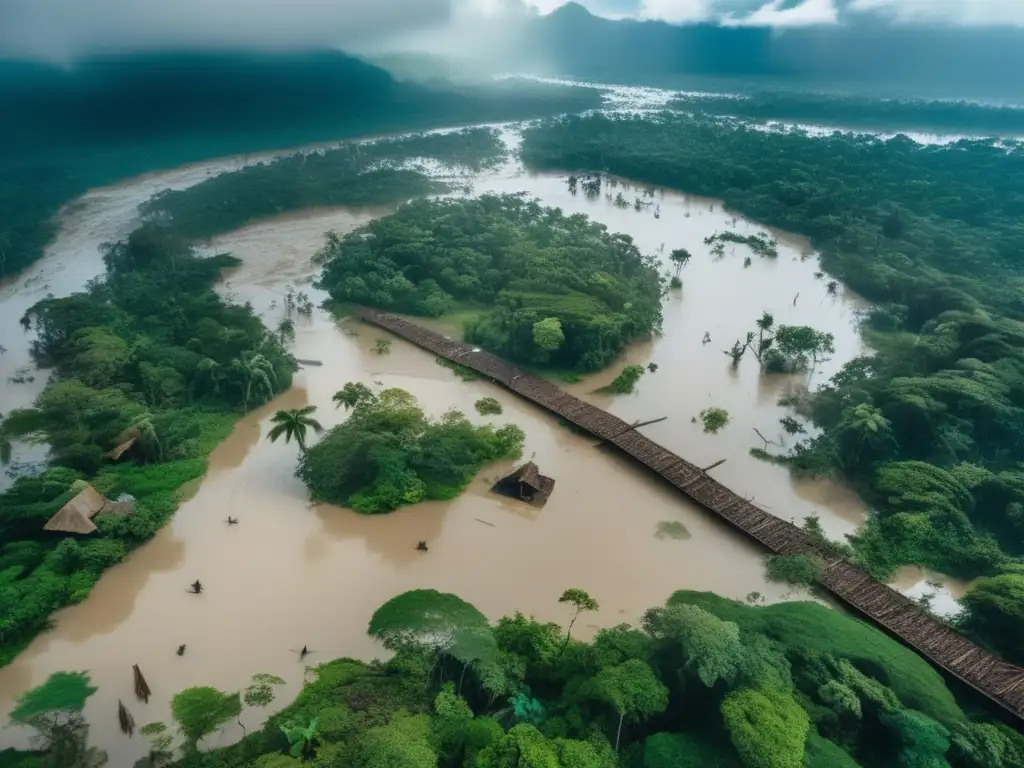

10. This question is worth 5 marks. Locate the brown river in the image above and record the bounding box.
[0,127,971,762]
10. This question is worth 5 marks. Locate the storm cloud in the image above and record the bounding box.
[4,0,1023,63]
[0,0,452,62]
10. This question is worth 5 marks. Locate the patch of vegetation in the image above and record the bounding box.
[654,520,691,540]
[435,356,484,381]
[474,397,503,416]
[699,407,731,434]
[10,589,1020,768]
[705,230,778,259]
[314,194,663,372]
[297,384,525,513]
[140,129,506,240]
[671,91,1024,136]
[598,364,646,395]
[764,553,822,588]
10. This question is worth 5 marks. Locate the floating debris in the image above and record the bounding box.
[118,700,136,737]
[133,664,151,703]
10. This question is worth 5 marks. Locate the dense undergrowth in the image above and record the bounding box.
[314,194,665,371]
[520,111,1024,665]
[8,589,1023,768]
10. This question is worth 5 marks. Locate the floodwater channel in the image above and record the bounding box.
[0,123,963,762]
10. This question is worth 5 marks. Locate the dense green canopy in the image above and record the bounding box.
[520,111,1024,661]
[18,589,1012,768]
[297,384,525,513]
[314,194,664,371]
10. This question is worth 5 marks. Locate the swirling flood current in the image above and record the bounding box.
[0,121,973,762]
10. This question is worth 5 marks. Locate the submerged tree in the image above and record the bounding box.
[669,248,692,277]
[9,671,105,767]
[171,686,242,755]
[699,407,730,434]
[267,406,323,453]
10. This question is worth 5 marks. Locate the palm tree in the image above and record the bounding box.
[232,353,278,413]
[267,406,323,452]
[755,311,774,361]
[332,382,375,411]
[130,415,163,462]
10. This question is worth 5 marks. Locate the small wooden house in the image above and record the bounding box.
[491,461,555,508]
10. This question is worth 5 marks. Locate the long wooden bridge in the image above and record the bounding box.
[356,307,1024,722]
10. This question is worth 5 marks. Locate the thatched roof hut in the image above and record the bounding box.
[105,427,140,461]
[491,461,555,508]
[42,484,135,534]
[43,484,108,534]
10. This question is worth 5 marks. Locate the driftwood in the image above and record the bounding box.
[355,306,1024,723]
[118,700,135,737]
[133,664,151,703]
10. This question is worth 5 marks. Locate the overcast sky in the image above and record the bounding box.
[2,0,1022,62]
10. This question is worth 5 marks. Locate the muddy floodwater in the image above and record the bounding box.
[0,125,948,762]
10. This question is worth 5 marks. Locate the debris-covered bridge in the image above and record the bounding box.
[356,307,1024,722]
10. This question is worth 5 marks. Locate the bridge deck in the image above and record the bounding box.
[356,307,1024,721]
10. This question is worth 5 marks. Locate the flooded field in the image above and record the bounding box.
[0,124,943,762]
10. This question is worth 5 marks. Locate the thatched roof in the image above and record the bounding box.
[43,484,107,534]
[106,427,140,461]
[42,484,135,534]
[491,462,555,508]
[507,461,542,491]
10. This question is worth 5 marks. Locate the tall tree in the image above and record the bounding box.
[592,659,668,751]
[232,353,278,413]
[267,406,323,452]
[9,671,105,767]
[171,686,242,755]
[721,687,809,768]
[368,589,490,656]
[669,248,692,277]
[558,588,599,654]
[333,382,377,411]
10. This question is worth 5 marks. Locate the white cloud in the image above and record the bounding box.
[848,0,1024,26]
[722,0,839,26]
[638,0,710,23]
[0,0,450,62]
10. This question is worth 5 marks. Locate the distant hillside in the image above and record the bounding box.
[0,50,601,276]
[523,3,1024,100]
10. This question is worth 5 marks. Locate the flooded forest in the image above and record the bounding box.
[2,80,1024,768]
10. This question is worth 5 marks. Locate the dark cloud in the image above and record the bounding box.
[0,0,452,62]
